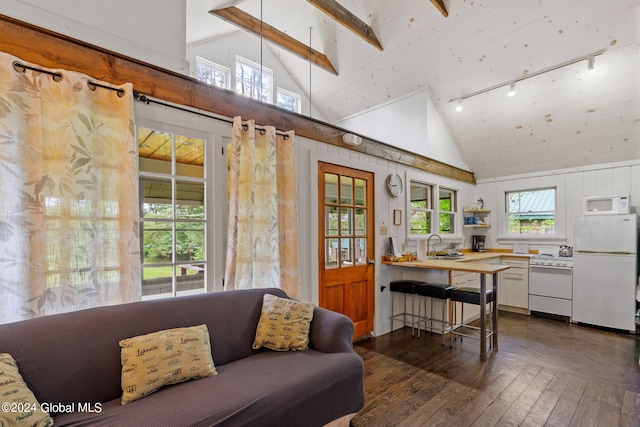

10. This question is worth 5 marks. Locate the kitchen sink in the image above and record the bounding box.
[433,254,466,260]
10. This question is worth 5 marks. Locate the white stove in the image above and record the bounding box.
[529,253,574,319]
[530,254,573,268]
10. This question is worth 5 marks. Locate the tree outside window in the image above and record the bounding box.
[138,127,207,299]
[276,88,301,113]
[409,181,433,235]
[195,57,229,89]
[506,188,556,234]
[438,188,456,234]
[235,56,272,103]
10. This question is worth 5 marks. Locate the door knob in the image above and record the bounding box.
[368,259,376,265]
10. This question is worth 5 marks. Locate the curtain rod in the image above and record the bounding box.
[133,91,290,139]
[12,61,126,96]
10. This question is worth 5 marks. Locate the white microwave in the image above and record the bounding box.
[583,194,630,215]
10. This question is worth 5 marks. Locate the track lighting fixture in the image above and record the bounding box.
[449,49,605,111]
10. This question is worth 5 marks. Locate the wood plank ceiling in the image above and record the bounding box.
[191,0,640,180]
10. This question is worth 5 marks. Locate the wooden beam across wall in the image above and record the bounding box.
[306,0,383,51]
[0,14,474,184]
[210,7,338,75]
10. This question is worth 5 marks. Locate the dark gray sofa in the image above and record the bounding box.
[0,288,364,426]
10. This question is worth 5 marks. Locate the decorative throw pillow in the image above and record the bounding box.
[119,324,217,405]
[252,293,315,351]
[0,353,54,427]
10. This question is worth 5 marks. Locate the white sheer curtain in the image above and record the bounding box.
[224,117,301,299]
[0,53,140,324]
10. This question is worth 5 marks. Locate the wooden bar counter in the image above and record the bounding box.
[382,258,510,360]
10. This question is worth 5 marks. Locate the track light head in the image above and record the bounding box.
[507,82,516,97]
[455,99,463,112]
[587,56,595,72]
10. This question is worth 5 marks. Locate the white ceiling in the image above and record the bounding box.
[187,0,640,179]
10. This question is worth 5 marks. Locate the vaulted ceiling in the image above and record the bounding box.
[187,0,640,179]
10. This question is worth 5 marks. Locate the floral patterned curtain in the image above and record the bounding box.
[0,53,140,324]
[224,117,301,299]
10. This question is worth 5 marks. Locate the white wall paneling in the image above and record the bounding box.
[475,160,640,252]
[2,0,189,74]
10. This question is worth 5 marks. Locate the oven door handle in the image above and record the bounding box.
[529,265,573,271]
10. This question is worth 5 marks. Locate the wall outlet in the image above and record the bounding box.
[380,225,388,235]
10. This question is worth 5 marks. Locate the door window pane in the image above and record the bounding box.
[341,207,353,236]
[142,179,172,219]
[175,135,205,178]
[325,173,338,204]
[341,238,353,266]
[322,167,370,271]
[355,208,366,236]
[176,222,205,262]
[176,182,205,220]
[355,179,366,206]
[138,125,207,299]
[325,206,338,236]
[340,176,353,205]
[355,238,367,265]
[138,128,173,174]
[142,221,173,264]
[325,238,339,269]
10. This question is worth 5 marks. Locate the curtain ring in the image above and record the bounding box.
[259,128,266,135]
[283,135,289,140]
[242,124,249,131]
[12,61,25,74]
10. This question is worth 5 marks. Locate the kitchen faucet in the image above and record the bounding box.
[426,234,442,258]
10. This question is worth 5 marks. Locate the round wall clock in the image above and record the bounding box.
[386,173,403,198]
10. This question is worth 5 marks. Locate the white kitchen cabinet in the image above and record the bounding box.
[498,257,529,312]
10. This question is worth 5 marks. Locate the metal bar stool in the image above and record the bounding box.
[415,283,456,345]
[450,286,495,347]
[390,280,426,337]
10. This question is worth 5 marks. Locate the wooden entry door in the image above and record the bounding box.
[318,162,375,339]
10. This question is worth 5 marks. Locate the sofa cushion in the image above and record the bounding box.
[53,349,364,427]
[0,353,53,427]
[253,294,315,351]
[119,325,217,404]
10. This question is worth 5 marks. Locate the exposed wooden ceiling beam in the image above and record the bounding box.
[209,7,338,75]
[430,0,449,17]
[0,14,475,184]
[306,0,383,51]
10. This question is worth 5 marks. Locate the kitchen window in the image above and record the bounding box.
[438,187,457,234]
[506,188,556,234]
[408,181,433,236]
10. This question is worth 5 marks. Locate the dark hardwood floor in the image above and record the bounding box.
[351,311,640,427]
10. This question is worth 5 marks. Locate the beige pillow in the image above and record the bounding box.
[0,353,53,427]
[119,324,217,404]
[253,293,315,351]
